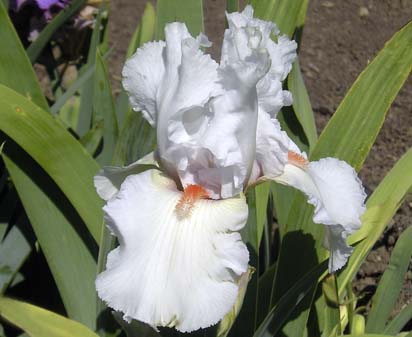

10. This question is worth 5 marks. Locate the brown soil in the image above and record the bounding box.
[108,0,412,316]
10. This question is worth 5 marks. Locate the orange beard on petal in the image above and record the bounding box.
[288,151,309,169]
[175,184,210,219]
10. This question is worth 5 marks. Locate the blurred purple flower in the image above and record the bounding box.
[37,0,69,19]
[10,0,69,19]
[36,0,67,10]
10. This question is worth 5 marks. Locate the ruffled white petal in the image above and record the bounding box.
[324,225,353,272]
[147,23,221,186]
[161,12,274,199]
[169,30,219,113]
[275,159,366,231]
[94,152,157,201]
[274,157,366,271]
[256,75,293,118]
[156,23,219,152]
[253,109,365,272]
[256,31,296,118]
[166,64,267,198]
[223,5,297,118]
[266,35,297,82]
[223,6,278,66]
[122,41,166,126]
[96,169,249,332]
[122,22,220,184]
[306,159,366,231]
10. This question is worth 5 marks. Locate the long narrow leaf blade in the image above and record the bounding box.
[77,5,104,136]
[0,85,102,242]
[155,0,203,40]
[340,148,412,294]
[287,60,317,151]
[226,0,239,13]
[126,3,156,60]
[51,64,94,115]
[254,261,328,337]
[3,153,97,328]
[0,297,99,337]
[94,51,119,165]
[384,303,412,335]
[251,0,305,37]
[365,227,412,332]
[0,3,99,327]
[0,1,48,110]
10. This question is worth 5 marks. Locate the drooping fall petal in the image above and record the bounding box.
[275,155,366,272]
[96,169,249,332]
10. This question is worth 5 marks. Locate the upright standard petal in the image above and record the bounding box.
[122,22,219,151]
[224,5,297,118]
[162,15,272,199]
[122,41,166,126]
[256,32,297,118]
[156,23,219,154]
[96,170,249,332]
[274,154,366,272]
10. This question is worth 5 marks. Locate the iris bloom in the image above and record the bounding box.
[95,6,366,332]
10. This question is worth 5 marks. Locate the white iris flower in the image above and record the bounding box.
[94,6,366,332]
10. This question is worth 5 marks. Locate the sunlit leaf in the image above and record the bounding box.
[80,121,104,156]
[0,4,99,327]
[226,0,239,13]
[384,303,412,335]
[155,0,203,40]
[251,0,305,37]
[94,51,118,165]
[0,297,99,337]
[340,149,412,295]
[0,85,102,242]
[287,60,317,151]
[2,155,98,328]
[77,6,104,136]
